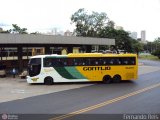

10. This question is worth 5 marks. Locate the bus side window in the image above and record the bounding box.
[82,58,87,66]
[85,58,90,66]
[123,58,128,65]
[63,59,67,66]
[129,57,135,65]
[44,58,53,67]
[112,58,121,65]
[116,58,121,65]
[95,59,99,65]
[131,59,135,65]
[103,58,109,65]
[67,59,73,66]
[78,58,83,66]
[55,58,63,66]
[103,60,106,65]
[98,59,103,65]
[110,59,114,65]
[73,58,78,66]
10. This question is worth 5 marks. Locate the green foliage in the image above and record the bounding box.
[71,8,108,37]
[11,24,28,34]
[139,54,160,61]
[71,8,135,53]
[152,49,160,59]
[98,27,133,52]
[150,37,160,59]
[0,24,28,34]
[132,40,144,55]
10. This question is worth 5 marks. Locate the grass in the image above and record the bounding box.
[139,54,160,61]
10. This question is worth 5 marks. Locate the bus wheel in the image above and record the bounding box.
[103,75,111,84]
[113,75,121,83]
[44,77,54,85]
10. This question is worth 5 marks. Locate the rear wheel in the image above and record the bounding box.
[44,77,54,85]
[113,75,121,83]
[103,75,112,84]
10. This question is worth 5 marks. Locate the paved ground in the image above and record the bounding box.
[0,63,160,103]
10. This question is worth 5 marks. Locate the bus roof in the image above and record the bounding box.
[30,54,67,58]
[30,53,137,59]
[67,53,137,57]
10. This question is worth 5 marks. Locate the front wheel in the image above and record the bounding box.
[44,77,54,85]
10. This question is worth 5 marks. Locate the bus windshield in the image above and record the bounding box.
[28,58,41,77]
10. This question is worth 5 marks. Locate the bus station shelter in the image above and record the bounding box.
[0,33,115,72]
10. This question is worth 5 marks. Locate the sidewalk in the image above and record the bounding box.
[138,62,144,66]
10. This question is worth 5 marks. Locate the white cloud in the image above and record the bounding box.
[0,0,159,41]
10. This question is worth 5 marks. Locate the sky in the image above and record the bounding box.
[0,0,160,41]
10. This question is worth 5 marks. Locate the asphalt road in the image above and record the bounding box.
[0,60,160,120]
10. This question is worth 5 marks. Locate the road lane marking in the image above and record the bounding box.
[50,83,160,120]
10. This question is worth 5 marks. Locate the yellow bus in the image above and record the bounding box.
[27,53,138,85]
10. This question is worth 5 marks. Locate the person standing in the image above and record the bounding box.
[12,68,16,78]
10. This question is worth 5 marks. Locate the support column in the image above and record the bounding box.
[95,45,99,52]
[17,46,23,72]
[45,46,51,54]
[86,45,92,53]
[67,46,73,54]
[26,47,29,60]
[0,48,2,60]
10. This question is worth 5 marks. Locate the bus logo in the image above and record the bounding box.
[83,66,111,71]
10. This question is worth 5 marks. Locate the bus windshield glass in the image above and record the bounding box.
[28,58,41,77]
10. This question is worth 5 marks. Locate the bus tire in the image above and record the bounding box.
[44,77,54,85]
[113,74,121,83]
[103,75,112,84]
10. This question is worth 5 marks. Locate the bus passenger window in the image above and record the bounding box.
[73,59,77,66]
[67,59,73,66]
[44,58,53,67]
[95,61,98,65]
[116,59,121,65]
[110,59,114,64]
[131,60,135,65]
[129,58,135,65]
[60,59,67,66]
[124,60,128,64]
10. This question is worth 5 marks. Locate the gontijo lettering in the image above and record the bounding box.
[83,66,111,71]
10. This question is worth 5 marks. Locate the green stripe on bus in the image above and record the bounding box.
[65,67,86,79]
[54,67,86,79]
[54,67,76,79]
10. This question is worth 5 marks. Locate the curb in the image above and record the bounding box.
[138,63,144,66]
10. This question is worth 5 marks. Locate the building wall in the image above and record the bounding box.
[141,30,146,41]
[0,34,115,45]
[130,32,138,40]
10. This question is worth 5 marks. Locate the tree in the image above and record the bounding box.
[0,24,28,34]
[98,27,133,53]
[71,8,135,53]
[153,37,160,51]
[71,8,108,37]
[10,24,28,34]
[132,40,144,55]
[107,20,115,28]
[152,37,160,59]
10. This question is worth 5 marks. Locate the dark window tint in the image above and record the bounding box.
[29,58,41,65]
[43,57,136,67]
[28,58,41,77]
